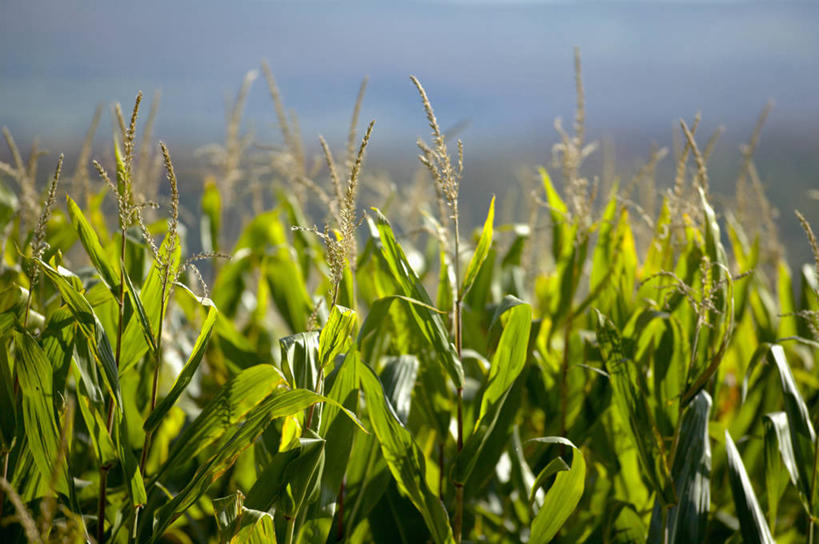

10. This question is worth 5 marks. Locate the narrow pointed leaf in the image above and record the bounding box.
[66,195,120,293]
[527,436,586,544]
[318,305,355,369]
[13,330,69,495]
[368,210,462,388]
[460,196,494,297]
[358,361,454,544]
[595,309,674,504]
[725,430,776,544]
[144,305,218,432]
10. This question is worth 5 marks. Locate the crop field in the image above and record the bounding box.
[1,51,819,543]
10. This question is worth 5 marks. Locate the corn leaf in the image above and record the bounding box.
[66,195,120,294]
[649,391,712,543]
[527,436,586,544]
[453,299,531,485]
[155,364,287,483]
[368,210,462,389]
[144,304,218,432]
[595,309,675,504]
[768,344,817,512]
[151,389,334,541]
[460,196,494,298]
[12,330,70,495]
[763,412,797,528]
[37,260,122,411]
[725,430,776,544]
[358,360,454,544]
[318,305,356,369]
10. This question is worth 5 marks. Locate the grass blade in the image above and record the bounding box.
[460,196,494,298]
[725,430,776,544]
[358,360,454,544]
[527,436,586,544]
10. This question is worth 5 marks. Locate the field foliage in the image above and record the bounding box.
[1,53,819,543]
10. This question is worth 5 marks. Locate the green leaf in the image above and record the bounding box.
[144,305,218,432]
[358,360,454,544]
[763,412,797,528]
[651,391,712,543]
[37,260,122,411]
[725,430,776,544]
[66,195,120,294]
[768,344,817,512]
[280,332,320,391]
[75,386,117,466]
[367,210,462,389]
[436,249,453,316]
[313,350,361,521]
[12,330,69,495]
[155,364,287,483]
[275,429,325,518]
[479,299,530,419]
[151,388,333,541]
[120,233,181,372]
[122,266,156,354]
[453,299,531,484]
[595,309,675,505]
[318,305,356,369]
[232,509,277,544]
[214,492,244,543]
[528,456,569,506]
[116,408,148,507]
[538,167,572,261]
[377,355,419,425]
[460,196,494,298]
[527,436,586,544]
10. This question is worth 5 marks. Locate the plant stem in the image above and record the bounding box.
[559,315,572,439]
[98,229,128,544]
[0,450,9,519]
[284,515,296,544]
[438,442,445,500]
[452,209,465,544]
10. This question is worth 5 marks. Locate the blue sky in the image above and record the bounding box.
[2,1,817,152]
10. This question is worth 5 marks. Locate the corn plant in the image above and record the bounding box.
[1,52,819,544]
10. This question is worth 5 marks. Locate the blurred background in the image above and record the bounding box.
[1,0,818,260]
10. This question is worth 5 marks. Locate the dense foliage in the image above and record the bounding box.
[1,57,819,543]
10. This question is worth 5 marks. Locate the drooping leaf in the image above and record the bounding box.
[649,391,712,543]
[768,344,817,512]
[358,361,454,544]
[66,195,120,294]
[37,260,122,411]
[725,430,776,544]
[151,389,337,541]
[527,436,586,544]
[763,412,798,528]
[368,210,463,389]
[156,364,287,483]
